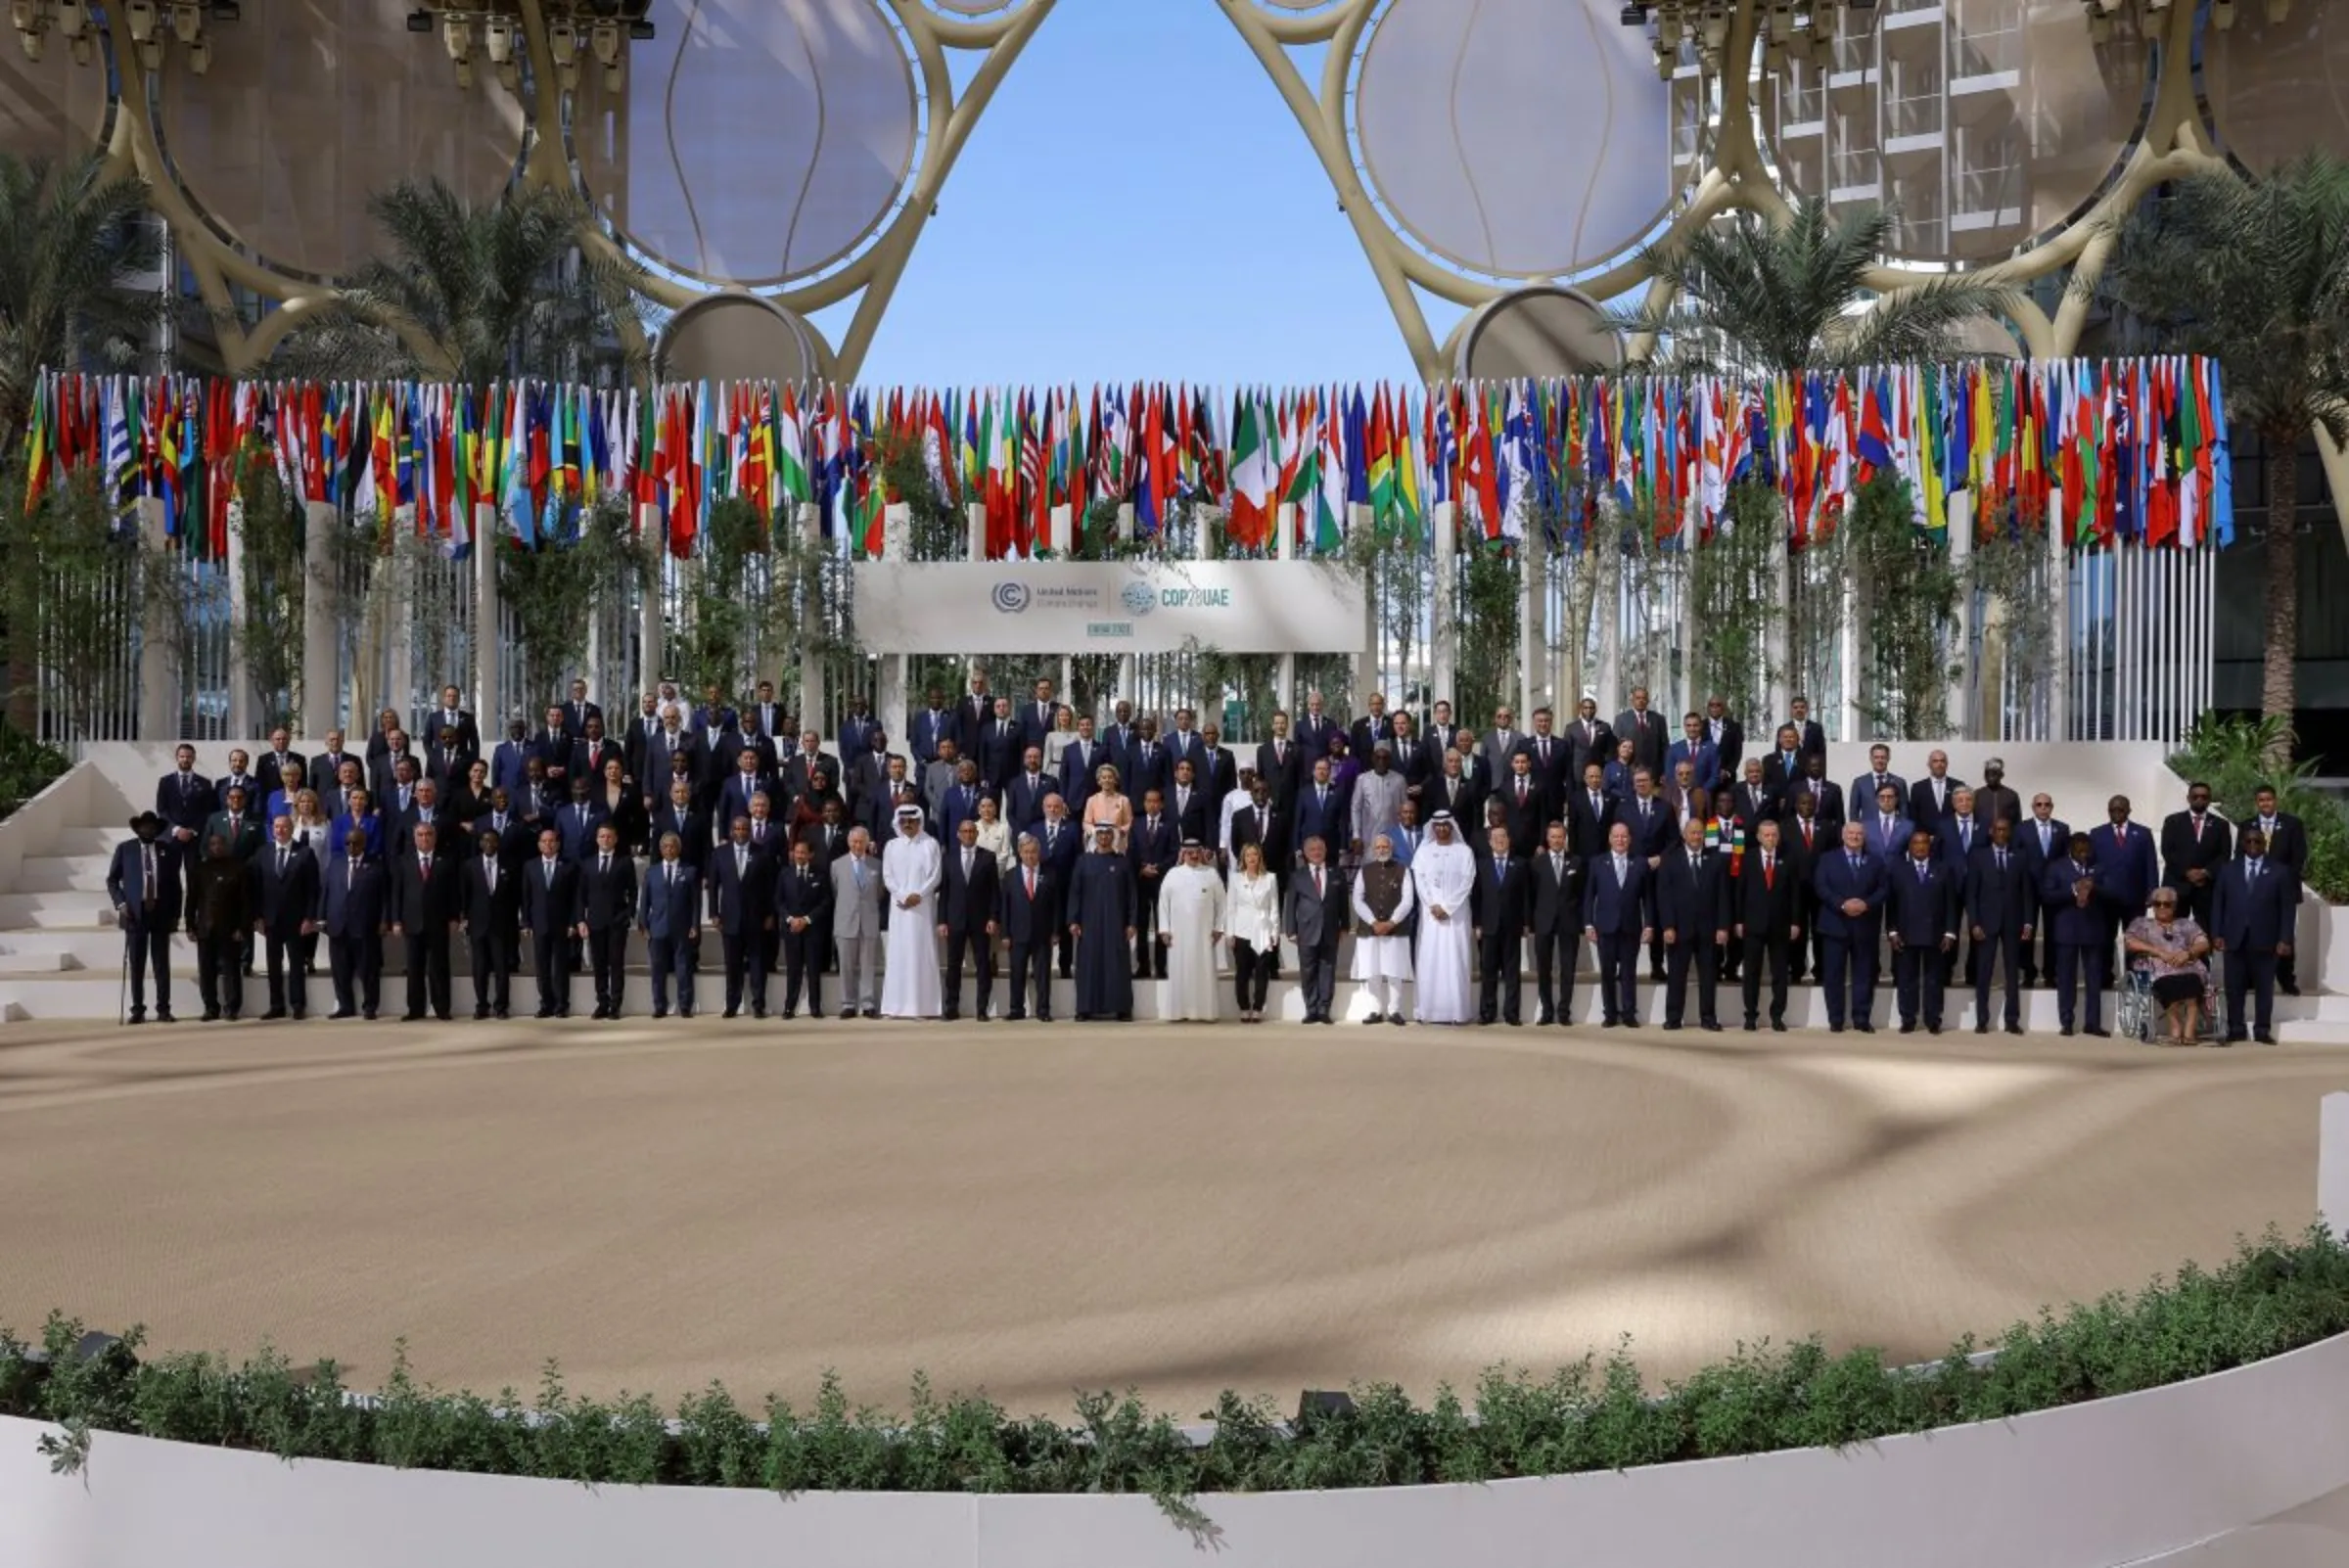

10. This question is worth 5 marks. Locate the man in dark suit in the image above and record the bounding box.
[392,780,453,861]
[999,833,1056,1022]
[1495,751,1547,859]
[1347,692,1397,762]
[1515,709,1571,800]
[310,730,358,811]
[1813,822,1888,1033]
[652,780,710,873]
[2044,834,2115,1036]
[910,687,956,767]
[1195,722,1240,807]
[2213,828,2297,1045]
[1620,770,1676,981]
[1735,818,1800,1031]
[421,684,481,769]
[1128,789,1179,979]
[639,832,702,1018]
[709,815,777,1018]
[577,822,637,1019]
[1974,759,2024,828]
[1282,835,1346,1025]
[1255,712,1305,811]
[1862,782,1913,865]
[2089,795,2161,944]
[1885,828,1958,1033]
[2159,781,2231,929]
[977,699,1027,793]
[1124,717,1175,804]
[1907,751,1966,832]
[1849,746,1905,829]
[1760,723,1809,796]
[1167,761,1213,847]
[157,744,215,861]
[319,836,386,1020]
[562,677,604,741]
[2241,785,2308,994]
[1582,821,1650,1028]
[204,783,266,978]
[1473,824,1530,1026]
[1425,748,1481,828]
[1033,798,1082,979]
[1527,822,1580,1026]
[1293,759,1349,863]
[1783,696,1827,761]
[2017,793,2071,989]
[255,727,308,808]
[1934,788,1989,985]
[1006,748,1059,835]
[214,749,262,819]
[388,822,458,1023]
[460,826,519,1019]
[717,747,778,831]
[1699,697,1743,792]
[1566,761,1615,861]
[491,718,535,799]
[938,816,1000,1022]
[107,811,183,1023]
[954,678,995,760]
[1226,780,1286,899]
[521,827,577,1018]
[1656,818,1729,1031]
[1726,760,1778,837]
[1964,816,2034,1035]
[774,838,831,1019]
[1057,718,1104,813]
[253,817,319,1020]
[1612,689,1669,779]
[1565,697,1615,785]
[1294,695,1341,771]
[1781,791,1829,983]
[185,834,253,1021]
[373,751,422,821]
[1787,753,1845,836]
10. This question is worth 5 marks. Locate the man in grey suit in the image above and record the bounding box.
[1478,705,1522,785]
[829,825,887,1019]
[1282,834,1348,1024]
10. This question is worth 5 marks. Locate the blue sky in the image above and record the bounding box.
[838,3,1454,387]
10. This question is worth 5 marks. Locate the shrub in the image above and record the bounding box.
[2169,712,2349,901]
[3,1224,2346,1523]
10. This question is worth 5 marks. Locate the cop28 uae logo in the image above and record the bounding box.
[991,580,1031,614]
[1120,580,1159,617]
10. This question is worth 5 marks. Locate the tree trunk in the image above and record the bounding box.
[2261,430,2298,766]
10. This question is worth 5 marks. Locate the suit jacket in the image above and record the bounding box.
[1612,709,1670,776]
[1528,849,1582,935]
[1963,843,2036,937]
[1565,717,1615,782]
[780,748,836,807]
[1933,815,1990,884]
[1424,768,1481,828]
[2238,811,2309,878]
[1346,715,1397,764]
[421,708,481,763]
[709,842,777,935]
[1702,717,1744,786]
[775,856,833,931]
[1864,809,1915,862]
[978,718,1028,791]
[1811,850,1889,940]
[650,805,712,869]
[578,852,639,931]
[2042,854,2116,945]
[1849,771,1909,822]
[2211,856,2298,952]
[1128,812,1180,887]
[622,713,666,785]
[1619,794,1677,861]
[1120,737,1174,803]
[319,854,386,939]
[2160,809,2234,893]
[857,781,927,843]
[828,852,886,940]
[1254,737,1307,810]
[1665,739,1720,797]
[573,738,625,791]
[201,810,265,863]
[1473,851,1532,936]
[108,837,186,928]
[1006,770,1059,834]
[388,851,461,932]
[909,705,958,766]
[718,769,780,828]
[953,694,994,758]
[371,760,422,815]
[1057,737,1105,810]
[1293,712,1342,767]
[562,699,606,740]
[1760,750,1809,795]
[1226,801,1287,871]
[997,862,1059,945]
[1908,774,1967,829]
[844,748,899,811]
[1726,780,1779,833]
[941,842,1001,936]
[2087,821,2160,914]
[1163,727,1210,780]
[1779,812,1835,869]
[2016,816,2073,899]
[1885,855,1960,947]
[1581,853,1650,935]
[253,842,320,936]
[309,752,359,802]
[1786,776,1845,834]
[1478,727,1525,784]
[1494,774,1548,857]
[490,740,535,798]
[521,855,578,934]
[838,713,880,762]
[1282,860,1347,947]
[461,853,521,936]
[1293,781,1350,854]
[1166,783,1213,847]
[1514,732,1574,797]
[1656,846,1729,941]
[254,750,309,800]
[637,859,702,940]
[1034,817,1082,889]
[1566,786,1616,860]
[1735,848,1802,935]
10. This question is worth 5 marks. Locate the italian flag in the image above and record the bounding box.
[1228,391,1275,550]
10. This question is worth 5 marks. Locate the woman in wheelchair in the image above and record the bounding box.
[2126,891,2213,1046]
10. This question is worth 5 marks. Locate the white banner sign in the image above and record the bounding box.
[851,561,1368,654]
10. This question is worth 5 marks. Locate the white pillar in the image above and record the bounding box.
[385,538,414,732]
[635,504,665,698]
[224,497,252,737]
[136,498,179,741]
[1117,502,1135,546]
[1275,502,1297,563]
[2323,1093,2349,1244]
[1429,501,1456,710]
[797,502,825,734]
[1277,654,1296,717]
[474,502,499,724]
[1595,504,1621,714]
[964,500,986,562]
[1050,503,1075,559]
[1945,518,1973,738]
[1841,571,1864,747]
[1769,525,1793,726]
[2047,510,2070,742]
[300,501,340,737]
[1519,543,1545,722]
[1195,508,1217,565]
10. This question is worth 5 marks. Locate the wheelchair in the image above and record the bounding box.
[2117,956,2227,1044]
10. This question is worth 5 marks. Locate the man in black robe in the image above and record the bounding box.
[1069,822,1136,1022]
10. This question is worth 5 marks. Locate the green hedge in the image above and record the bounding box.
[5,1224,2348,1524]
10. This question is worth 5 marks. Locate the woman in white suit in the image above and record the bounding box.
[1223,841,1283,1023]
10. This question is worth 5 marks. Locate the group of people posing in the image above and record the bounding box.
[106,676,2305,1044]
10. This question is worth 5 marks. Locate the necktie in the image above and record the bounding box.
[1517,779,1527,802]
[600,853,610,875]
[737,847,748,876]
[2249,859,2262,881]
[1046,825,1056,851]
[1539,738,1548,764]
[1916,861,1927,882]
[1850,853,1861,873]
[1313,866,1323,898]
[962,849,973,878]
[143,847,156,904]
[277,847,288,875]
[755,821,765,845]
[1026,868,1036,897]
[348,859,357,891]
[853,859,865,891]
[546,860,556,886]
[486,858,496,891]
[1552,853,1563,879]
[669,863,678,889]
[180,773,189,799]
[1803,821,1813,847]
[421,856,432,881]
[1763,853,1774,889]
[1615,854,1626,881]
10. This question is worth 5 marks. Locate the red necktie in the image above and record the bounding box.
[1764,856,1774,890]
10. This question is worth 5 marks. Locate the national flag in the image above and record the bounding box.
[1228,390,1275,550]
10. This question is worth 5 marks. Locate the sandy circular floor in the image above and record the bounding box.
[0,1018,2336,1418]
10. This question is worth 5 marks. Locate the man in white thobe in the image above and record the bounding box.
[1351,833,1415,1023]
[880,805,944,1018]
[1411,811,1476,1025]
[1156,841,1226,1021]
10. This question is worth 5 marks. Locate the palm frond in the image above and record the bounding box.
[0,152,162,435]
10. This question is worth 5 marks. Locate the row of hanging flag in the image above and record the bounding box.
[19,357,2234,561]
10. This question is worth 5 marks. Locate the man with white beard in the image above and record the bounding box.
[1350,832,1415,1025]
[1411,811,1476,1025]
[1155,840,1226,1021]
[880,805,943,1019]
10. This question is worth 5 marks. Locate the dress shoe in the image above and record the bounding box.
[1623,1016,1640,1029]
[1388,1013,1404,1026]
[1365,1010,1387,1025]
[126,1007,147,1025]
[2085,1027,2111,1038]
[1828,1023,1845,1034]
[491,1009,506,1021]
[839,1007,856,1019]
[2254,1031,2277,1045]
[1701,1020,1723,1032]
[1601,1017,1621,1029]
[2280,982,2301,996]
[1039,1012,1056,1022]
[862,1008,881,1019]
[534,1006,554,1019]
[202,1007,221,1022]
[752,1006,766,1019]
[2005,1022,2025,1036]
[1535,1012,1554,1027]
[362,1009,378,1021]
[1770,1018,1786,1032]
[435,1012,453,1023]
[328,1008,353,1021]
[1743,1017,1758,1031]
[723,1007,739,1020]
[1661,1021,1682,1032]
[940,1009,960,1023]
[1898,1021,1917,1035]
[400,1011,423,1022]
[473,1005,489,1020]
[1504,1015,1523,1027]
[1117,1012,1134,1022]
[261,1007,287,1021]
[2060,1025,2077,1037]
[652,1008,668,1020]
[1854,1023,1874,1034]
[1975,1021,1991,1035]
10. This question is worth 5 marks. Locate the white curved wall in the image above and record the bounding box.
[5,1330,2348,1568]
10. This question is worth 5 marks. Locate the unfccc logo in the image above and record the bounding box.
[1120,580,1158,617]
[991,581,1032,614]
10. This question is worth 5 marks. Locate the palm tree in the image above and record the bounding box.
[0,153,161,441]
[270,178,646,386]
[2096,154,2349,752]
[1622,199,2013,373]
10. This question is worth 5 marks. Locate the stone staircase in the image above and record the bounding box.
[7,744,2349,1038]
